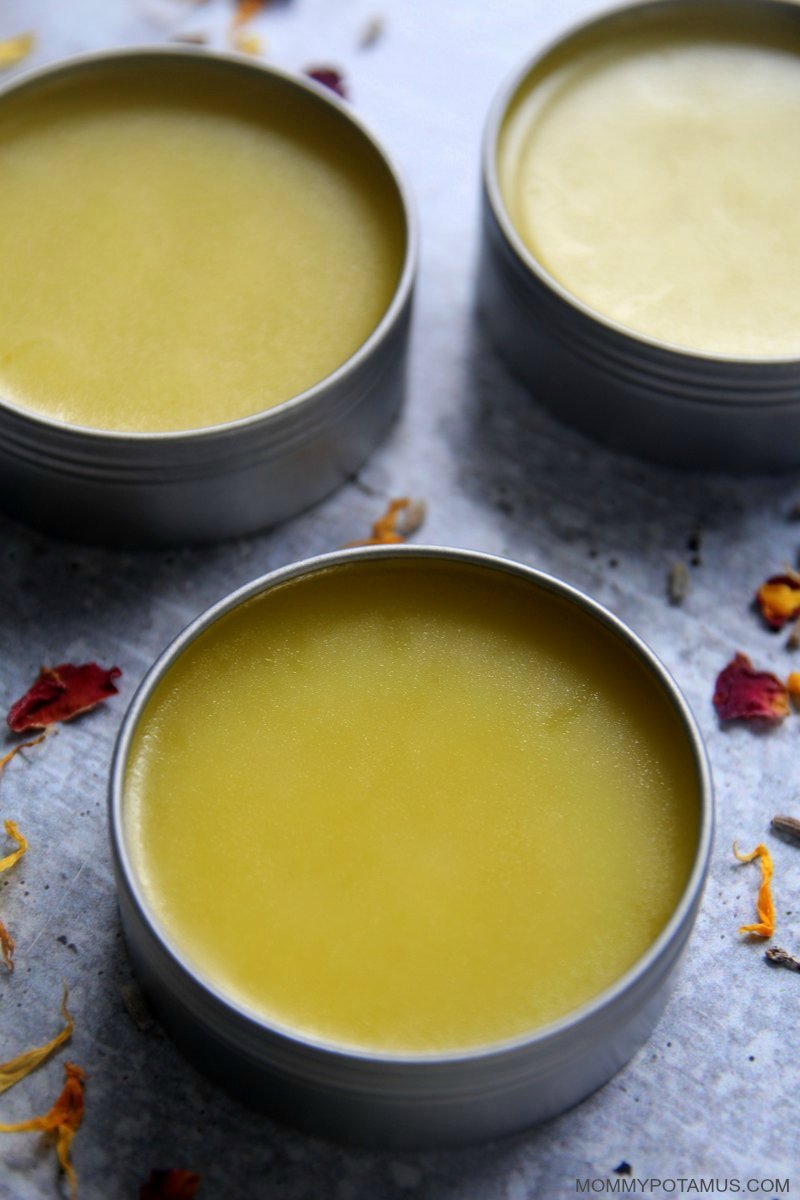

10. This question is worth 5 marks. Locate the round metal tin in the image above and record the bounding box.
[109,546,713,1148]
[479,0,800,471]
[0,50,416,545]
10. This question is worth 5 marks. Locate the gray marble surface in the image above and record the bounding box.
[0,0,799,1196]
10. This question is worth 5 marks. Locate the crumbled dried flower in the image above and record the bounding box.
[0,987,73,1094]
[766,946,800,972]
[756,571,800,630]
[231,0,266,28]
[771,815,800,844]
[0,33,34,70]
[0,923,14,973]
[140,1168,202,1199]
[8,663,121,733]
[0,1062,85,1200]
[305,66,348,99]
[345,498,426,547]
[712,653,789,723]
[733,843,775,938]
[232,30,263,55]
[359,15,385,49]
[667,561,690,605]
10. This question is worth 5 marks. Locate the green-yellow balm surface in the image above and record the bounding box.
[499,18,800,358]
[0,62,404,432]
[125,559,699,1054]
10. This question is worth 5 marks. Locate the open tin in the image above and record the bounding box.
[479,0,800,471]
[0,50,416,545]
[109,546,712,1148]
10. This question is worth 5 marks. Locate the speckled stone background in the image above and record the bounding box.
[0,1,798,1196]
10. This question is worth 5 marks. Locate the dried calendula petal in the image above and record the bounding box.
[345,498,426,547]
[232,30,262,55]
[0,732,48,777]
[756,571,800,630]
[231,0,266,28]
[0,1061,86,1200]
[140,1168,202,1199]
[0,32,34,70]
[787,672,800,704]
[713,653,789,723]
[8,663,121,733]
[733,842,775,938]
[0,819,28,875]
[0,986,73,1094]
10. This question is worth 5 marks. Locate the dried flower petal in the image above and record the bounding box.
[712,653,789,723]
[788,672,800,703]
[0,1061,85,1200]
[0,923,14,973]
[733,842,775,938]
[0,987,73,1095]
[0,819,28,875]
[232,30,262,55]
[305,66,348,99]
[0,33,34,70]
[0,732,48,777]
[345,498,426,548]
[8,663,121,733]
[141,1168,202,1199]
[756,572,800,629]
[231,0,265,28]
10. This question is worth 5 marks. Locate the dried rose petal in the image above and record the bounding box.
[756,573,800,629]
[140,1169,202,1199]
[712,652,789,723]
[305,66,348,99]
[8,663,121,733]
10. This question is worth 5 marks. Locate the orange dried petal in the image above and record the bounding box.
[0,1061,85,1200]
[0,922,14,973]
[733,842,775,938]
[0,819,28,874]
[0,732,48,777]
[713,653,789,723]
[756,574,800,630]
[345,498,426,547]
[231,0,265,28]
[0,986,73,1094]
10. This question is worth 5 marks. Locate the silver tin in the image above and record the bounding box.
[479,0,800,471]
[109,546,713,1148]
[0,50,416,545]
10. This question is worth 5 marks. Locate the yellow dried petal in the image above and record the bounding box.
[733,842,775,938]
[0,986,73,1095]
[0,32,34,70]
[0,732,48,778]
[0,819,28,874]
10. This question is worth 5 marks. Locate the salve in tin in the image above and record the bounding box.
[0,60,404,433]
[498,13,800,358]
[124,555,699,1055]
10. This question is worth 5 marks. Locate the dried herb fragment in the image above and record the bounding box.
[0,987,73,1094]
[346,498,426,547]
[713,653,789,723]
[8,663,121,733]
[787,616,800,650]
[0,33,34,70]
[359,16,385,48]
[0,1062,85,1200]
[141,1168,202,1199]
[305,66,348,99]
[766,946,800,972]
[771,815,800,844]
[733,843,775,938]
[667,561,690,605]
[121,980,157,1035]
[172,32,209,44]
[756,571,800,630]
[0,923,14,973]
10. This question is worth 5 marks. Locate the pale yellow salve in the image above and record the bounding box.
[125,560,699,1054]
[0,64,404,432]
[499,21,800,357]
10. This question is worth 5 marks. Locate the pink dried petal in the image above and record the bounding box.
[713,652,789,723]
[305,66,347,99]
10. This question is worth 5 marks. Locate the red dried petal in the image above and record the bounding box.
[140,1170,201,1200]
[755,574,800,629]
[305,66,348,98]
[8,663,121,733]
[713,652,789,723]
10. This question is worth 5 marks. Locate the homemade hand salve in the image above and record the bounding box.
[0,59,404,432]
[124,557,699,1055]
[498,14,800,357]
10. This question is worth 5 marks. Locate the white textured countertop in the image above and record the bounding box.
[0,1,798,1196]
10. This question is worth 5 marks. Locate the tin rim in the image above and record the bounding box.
[482,0,800,372]
[0,47,418,443]
[109,544,714,1069]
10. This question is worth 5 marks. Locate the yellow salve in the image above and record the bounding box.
[125,559,699,1054]
[0,61,404,432]
[499,16,800,358]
